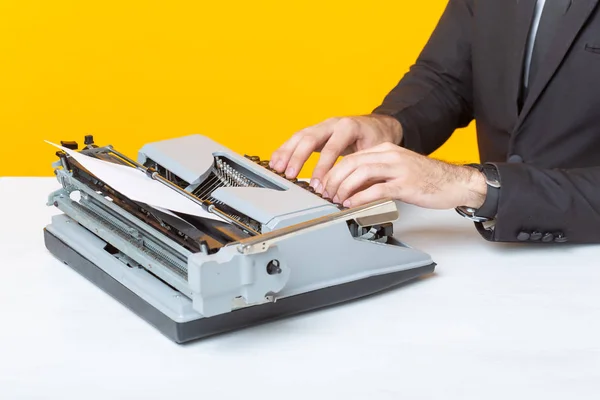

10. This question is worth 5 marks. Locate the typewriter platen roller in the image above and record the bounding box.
[44,134,436,343]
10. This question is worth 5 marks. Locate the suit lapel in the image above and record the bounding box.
[516,0,600,127]
[509,0,538,117]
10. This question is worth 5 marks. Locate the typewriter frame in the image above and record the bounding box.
[44,135,436,343]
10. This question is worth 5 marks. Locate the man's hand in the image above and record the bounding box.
[269,114,403,192]
[317,142,488,210]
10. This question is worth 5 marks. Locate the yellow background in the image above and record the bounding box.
[0,0,478,178]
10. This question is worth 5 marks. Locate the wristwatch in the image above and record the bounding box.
[455,163,501,222]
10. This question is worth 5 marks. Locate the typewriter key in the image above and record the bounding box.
[244,155,260,162]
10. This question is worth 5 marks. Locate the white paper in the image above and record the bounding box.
[46,141,225,222]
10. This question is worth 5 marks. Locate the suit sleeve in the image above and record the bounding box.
[476,163,600,244]
[372,0,475,155]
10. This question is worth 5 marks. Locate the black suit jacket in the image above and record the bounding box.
[373,0,600,244]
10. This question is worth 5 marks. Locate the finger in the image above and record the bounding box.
[317,142,399,190]
[342,183,394,208]
[284,128,333,178]
[320,151,398,199]
[310,126,360,190]
[271,119,338,176]
[269,133,305,172]
[335,163,397,204]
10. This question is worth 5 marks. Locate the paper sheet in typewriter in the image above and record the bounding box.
[45,141,226,222]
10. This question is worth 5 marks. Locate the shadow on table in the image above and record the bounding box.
[178,228,596,348]
[179,272,438,349]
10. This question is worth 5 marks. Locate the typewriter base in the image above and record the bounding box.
[44,229,435,344]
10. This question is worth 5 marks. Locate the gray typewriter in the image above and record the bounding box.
[44,134,435,343]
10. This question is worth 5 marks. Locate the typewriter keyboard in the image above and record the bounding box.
[244,154,342,207]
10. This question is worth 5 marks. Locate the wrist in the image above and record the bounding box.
[370,113,404,145]
[461,166,487,209]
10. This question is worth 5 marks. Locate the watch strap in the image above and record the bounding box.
[467,163,500,219]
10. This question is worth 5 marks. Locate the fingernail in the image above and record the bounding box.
[333,195,340,203]
[310,179,320,189]
[323,190,329,198]
[285,167,295,177]
[274,160,284,171]
[315,183,323,193]
[343,199,351,207]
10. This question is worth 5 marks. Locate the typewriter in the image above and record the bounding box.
[44,134,435,343]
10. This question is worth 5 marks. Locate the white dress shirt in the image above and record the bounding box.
[523,0,548,87]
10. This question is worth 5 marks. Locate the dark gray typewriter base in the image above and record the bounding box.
[44,229,435,344]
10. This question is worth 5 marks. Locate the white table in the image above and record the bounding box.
[1,177,600,400]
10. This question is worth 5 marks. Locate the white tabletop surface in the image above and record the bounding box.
[1,177,600,399]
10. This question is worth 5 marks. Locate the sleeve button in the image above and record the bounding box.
[507,154,523,163]
[554,233,568,243]
[542,232,554,243]
[517,231,531,241]
[530,231,542,241]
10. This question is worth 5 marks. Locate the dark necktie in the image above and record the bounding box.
[527,0,567,89]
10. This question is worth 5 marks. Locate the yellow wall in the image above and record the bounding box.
[0,0,478,178]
